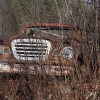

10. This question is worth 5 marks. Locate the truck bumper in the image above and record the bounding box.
[0,63,73,76]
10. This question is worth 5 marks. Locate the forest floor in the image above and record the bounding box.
[0,73,100,100]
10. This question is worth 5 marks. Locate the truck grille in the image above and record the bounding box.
[11,39,51,61]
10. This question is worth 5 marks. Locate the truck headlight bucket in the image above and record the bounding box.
[0,46,3,53]
[3,47,11,54]
[0,46,11,54]
[62,47,74,59]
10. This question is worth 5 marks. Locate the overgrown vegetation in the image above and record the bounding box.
[0,0,100,100]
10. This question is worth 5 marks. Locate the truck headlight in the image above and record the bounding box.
[62,47,74,59]
[3,47,11,54]
[0,46,3,53]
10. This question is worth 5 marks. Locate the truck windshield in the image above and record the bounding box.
[25,27,74,39]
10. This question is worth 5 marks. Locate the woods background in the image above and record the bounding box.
[0,0,95,38]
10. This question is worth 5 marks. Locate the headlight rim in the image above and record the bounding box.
[0,46,3,54]
[62,46,74,59]
[0,46,11,54]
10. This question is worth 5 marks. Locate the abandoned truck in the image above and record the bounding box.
[0,23,83,75]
